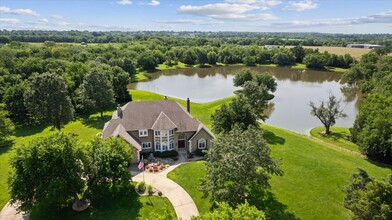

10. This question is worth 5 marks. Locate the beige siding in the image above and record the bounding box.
[190,129,213,153]
[129,130,154,153]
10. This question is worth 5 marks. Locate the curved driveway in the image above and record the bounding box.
[132,163,199,220]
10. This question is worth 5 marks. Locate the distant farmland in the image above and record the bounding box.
[300,46,371,59]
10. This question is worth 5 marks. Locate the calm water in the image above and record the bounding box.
[130,66,361,134]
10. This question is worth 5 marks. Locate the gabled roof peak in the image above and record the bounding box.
[151,111,177,130]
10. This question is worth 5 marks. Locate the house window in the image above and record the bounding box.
[155,142,161,151]
[169,129,174,136]
[139,129,148,137]
[142,142,151,149]
[154,130,160,136]
[169,140,174,150]
[162,141,168,151]
[198,139,206,149]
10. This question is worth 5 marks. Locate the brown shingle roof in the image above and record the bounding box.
[103,100,201,136]
[152,111,177,130]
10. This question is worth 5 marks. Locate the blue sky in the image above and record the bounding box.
[1,0,392,33]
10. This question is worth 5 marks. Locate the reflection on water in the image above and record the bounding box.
[130,66,360,134]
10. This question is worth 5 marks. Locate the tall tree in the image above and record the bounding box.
[24,73,74,130]
[344,169,392,220]
[0,104,15,144]
[233,69,253,87]
[109,66,132,103]
[8,132,86,212]
[3,82,29,123]
[309,94,347,135]
[78,69,115,118]
[199,126,282,207]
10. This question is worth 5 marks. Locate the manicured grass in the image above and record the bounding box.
[167,161,211,214]
[310,126,360,153]
[302,46,371,60]
[168,124,392,220]
[30,183,175,220]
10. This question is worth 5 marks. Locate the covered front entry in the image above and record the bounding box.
[178,140,185,148]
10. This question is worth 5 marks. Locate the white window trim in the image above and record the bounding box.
[155,141,161,151]
[142,142,152,149]
[139,129,148,137]
[198,139,206,149]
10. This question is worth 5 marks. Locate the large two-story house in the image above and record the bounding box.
[102,98,214,163]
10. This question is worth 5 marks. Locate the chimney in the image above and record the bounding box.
[117,104,123,118]
[164,96,168,100]
[187,98,190,113]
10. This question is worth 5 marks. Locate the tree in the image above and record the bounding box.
[290,45,305,63]
[24,73,74,130]
[211,95,257,133]
[199,126,282,207]
[78,69,115,118]
[0,105,15,144]
[309,94,347,135]
[3,82,29,123]
[121,58,136,76]
[8,132,86,212]
[344,169,392,220]
[196,48,208,66]
[271,50,295,66]
[253,74,277,93]
[242,56,256,66]
[86,137,133,191]
[207,51,217,65]
[233,69,253,87]
[109,66,132,103]
[303,53,327,69]
[192,201,266,220]
[350,93,392,163]
[242,81,271,120]
[137,52,158,70]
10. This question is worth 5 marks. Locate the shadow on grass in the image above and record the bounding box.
[0,139,14,155]
[80,115,111,130]
[30,183,143,220]
[263,130,286,145]
[14,124,48,138]
[249,188,300,220]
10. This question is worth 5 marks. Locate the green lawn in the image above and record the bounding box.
[168,124,392,220]
[167,161,211,214]
[310,126,360,153]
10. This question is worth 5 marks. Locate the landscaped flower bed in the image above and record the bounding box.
[146,161,170,173]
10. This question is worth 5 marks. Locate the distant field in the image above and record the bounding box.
[301,46,371,59]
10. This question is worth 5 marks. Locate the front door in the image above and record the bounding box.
[178,140,185,148]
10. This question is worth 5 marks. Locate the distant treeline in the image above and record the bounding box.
[1,30,392,46]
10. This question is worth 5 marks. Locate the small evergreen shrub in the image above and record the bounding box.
[136,181,146,193]
[147,185,153,195]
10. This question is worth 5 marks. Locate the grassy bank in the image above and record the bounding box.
[168,124,391,220]
[310,126,360,153]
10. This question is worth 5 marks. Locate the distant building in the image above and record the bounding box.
[265,45,279,50]
[346,44,381,49]
[80,42,87,45]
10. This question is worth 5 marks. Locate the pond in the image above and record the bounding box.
[130,66,361,134]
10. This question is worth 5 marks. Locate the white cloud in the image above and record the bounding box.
[38,18,49,23]
[148,0,160,6]
[156,19,224,25]
[50,15,63,19]
[116,0,132,5]
[0,18,21,24]
[224,0,282,7]
[283,0,318,11]
[0,6,39,16]
[271,10,392,28]
[178,3,278,21]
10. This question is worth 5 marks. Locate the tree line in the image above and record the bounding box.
[1,30,392,46]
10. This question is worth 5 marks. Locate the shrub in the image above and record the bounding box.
[153,150,178,158]
[194,149,207,156]
[147,185,153,195]
[136,181,146,193]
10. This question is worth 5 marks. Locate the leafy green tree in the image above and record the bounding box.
[78,70,115,118]
[164,50,178,66]
[207,51,217,65]
[254,74,277,93]
[196,48,208,66]
[0,105,15,144]
[86,137,133,191]
[199,126,282,207]
[3,82,29,123]
[109,66,132,103]
[309,94,347,135]
[211,95,257,133]
[233,69,253,87]
[344,169,392,220]
[272,50,295,66]
[24,73,74,130]
[8,132,86,211]
[242,81,271,120]
[350,93,392,162]
[182,48,197,65]
[303,53,327,69]
[137,52,158,70]
[243,56,256,66]
[121,58,137,76]
[290,45,305,63]
[192,201,266,220]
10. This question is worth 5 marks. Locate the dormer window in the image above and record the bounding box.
[169,129,174,136]
[139,129,148,137]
